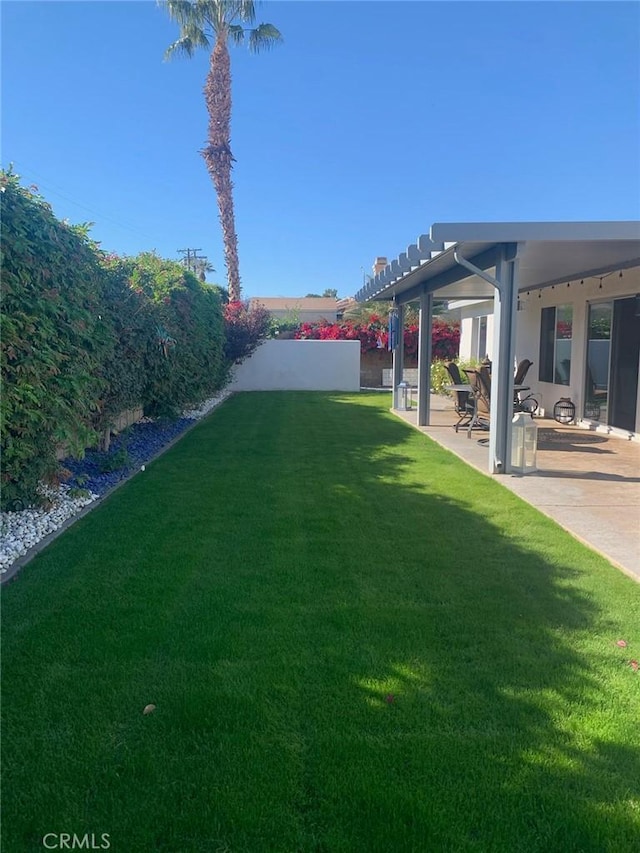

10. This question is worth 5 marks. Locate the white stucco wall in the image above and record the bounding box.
[455,268,640,433]
[516,270,640,424]
[229,340,361,391]
[456,300,495,361]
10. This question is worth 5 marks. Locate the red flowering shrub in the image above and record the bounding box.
[223,300,271,364]
[295,317,459,360]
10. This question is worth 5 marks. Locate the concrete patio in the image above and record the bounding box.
[392,394,640,581]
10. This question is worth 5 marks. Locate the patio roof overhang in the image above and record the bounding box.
[363,221,640,477]
[355,221,640,304]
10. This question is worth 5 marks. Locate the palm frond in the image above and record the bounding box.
[159,0,202,28]
[163,24,210,60]
[236,1,257,24]
[200,1,251,30]
[228,24,245,47]
[247,22,283,53]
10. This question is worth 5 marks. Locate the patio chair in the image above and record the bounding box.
[513,359,538,414]
[514,359,533,386]
[464,367,491,418]
[445,362,476,433]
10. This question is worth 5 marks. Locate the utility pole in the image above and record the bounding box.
[177,248,214,282]
[177,248,203,273]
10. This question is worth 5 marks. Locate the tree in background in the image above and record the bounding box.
[305,288,339,298]
[162,1,282,302]
[196,259,216,282]
[342,299,451,325]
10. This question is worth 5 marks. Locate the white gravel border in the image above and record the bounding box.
[0,390,232,580]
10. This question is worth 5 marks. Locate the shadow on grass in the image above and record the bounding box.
[2,391,639,852]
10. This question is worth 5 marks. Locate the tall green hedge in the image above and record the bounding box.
[1,172,111,507]
[100,252,227,420]
[0,170,226,509]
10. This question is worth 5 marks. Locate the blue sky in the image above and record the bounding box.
[2,1,639,298]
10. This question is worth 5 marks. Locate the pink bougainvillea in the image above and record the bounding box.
[295,318,459,360]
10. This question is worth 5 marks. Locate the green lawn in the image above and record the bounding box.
[3,392,639,852]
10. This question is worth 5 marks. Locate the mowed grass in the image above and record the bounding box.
[3,392,639,852]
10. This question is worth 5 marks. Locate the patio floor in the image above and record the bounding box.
[393,395,640,581]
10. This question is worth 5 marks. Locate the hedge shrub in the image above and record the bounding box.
[0,171,227,509]
[1,171,111,508]
[102,252,227,418]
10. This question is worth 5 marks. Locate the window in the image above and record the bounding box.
[584,302,611,422]
[539,304,572,385]
[477,316,487,362]
[472,315,488,361]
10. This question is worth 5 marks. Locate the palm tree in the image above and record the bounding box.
[162,1,282,302]
[196,259,216,282]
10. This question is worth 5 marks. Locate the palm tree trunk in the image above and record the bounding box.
[202,33,241,303]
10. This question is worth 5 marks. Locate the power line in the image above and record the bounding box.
[177,248,214,280]
[7,161,157,242]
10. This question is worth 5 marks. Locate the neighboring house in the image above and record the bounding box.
[355,221,640,475]
[335,297,358,319]
[249,297,339,324]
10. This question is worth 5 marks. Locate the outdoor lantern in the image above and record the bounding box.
[396,381,410,411]
[553,397,576,424]
[584,400,601,421]
[511,412,538,474]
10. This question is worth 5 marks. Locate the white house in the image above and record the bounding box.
[355,222,640,474]
[451,264,640,431]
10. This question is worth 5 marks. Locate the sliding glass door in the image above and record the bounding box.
[585,298,640,431]
[610,297,640,432]
[584,303,611,422]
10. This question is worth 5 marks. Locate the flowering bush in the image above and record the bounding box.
[223,300,271,364]
[295,316,459,360]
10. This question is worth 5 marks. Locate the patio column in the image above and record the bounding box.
[392,303,405,407]
[489,244,519,474]
[417,290,433,425]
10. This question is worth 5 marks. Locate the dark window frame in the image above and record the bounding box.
[538,304,572,385]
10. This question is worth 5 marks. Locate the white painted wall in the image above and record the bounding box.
[457,301,495,361]
[229,340,361,391]
[455,268,640,434]
[515,270,640,426]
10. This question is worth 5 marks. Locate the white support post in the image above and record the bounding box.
[417,291,433,426]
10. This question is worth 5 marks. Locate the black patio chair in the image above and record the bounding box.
[514,359,533,386]
[445,362,476,433]
[464,367,492,420]
[513,359,538,414]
